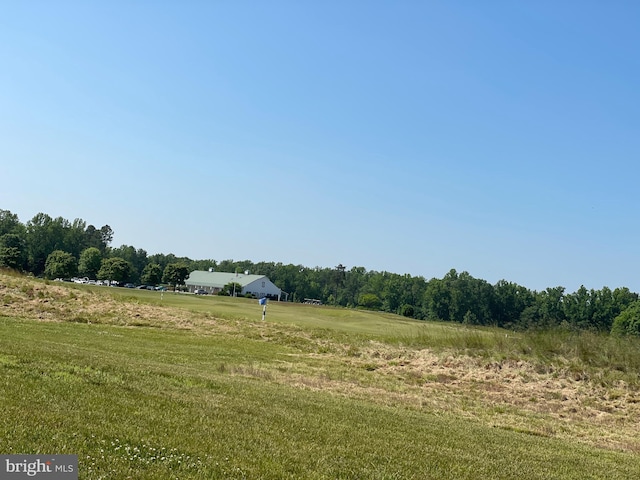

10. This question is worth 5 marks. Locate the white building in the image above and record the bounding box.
[185,270,282,300]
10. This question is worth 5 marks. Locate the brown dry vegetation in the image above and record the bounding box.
[2,273,639,454]
[334,343,640,452]
[251,336,640,454]
[0,276,209,329]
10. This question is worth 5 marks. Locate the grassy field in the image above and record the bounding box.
[1,273,639,479]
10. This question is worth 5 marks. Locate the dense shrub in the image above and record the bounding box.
[399,304,415,318]
[358,293,382,310]
[611,301,640,336]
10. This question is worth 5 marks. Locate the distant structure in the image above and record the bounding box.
[185,270,282,300]
[303,298,323,305]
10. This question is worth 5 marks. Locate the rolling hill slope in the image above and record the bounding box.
[1,272,639,478]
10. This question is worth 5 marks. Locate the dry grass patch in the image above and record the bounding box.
[0,276,226,331]
[286,341,640,453]
[252,338,640,453]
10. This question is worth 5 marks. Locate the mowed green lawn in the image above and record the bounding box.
[103,287,425,337]
[1,282,639,479]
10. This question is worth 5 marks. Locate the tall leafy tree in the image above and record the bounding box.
[222,282,243,296]
[538,286,566,327]
[84,225,102,251]
[422,270,495,324]
[611,301,640,336]
[613,287,638,314]
[78,247,103,279]
[359,293,382,310]
[216,259,236,273]
[333,264,346,305]
[162,263,190,290]
[100,225,113,248]
[141,263,163,286]
[0,233,27,270]
[109,245,148,283]
[563,286,594,329]
[84,224,113,253]
[64,218,87,258]
[147,253,178,272]
[269,263,299,300]
[340,266,367,307]
[44,250,78,279]
[189,259,217,272]
[0,210,23,237]
[493,280,534,328]
[425,277,451,321]
[381,274,403,313]
[97,257,133,283]
[25,213,55,274]
[24,214,76,274]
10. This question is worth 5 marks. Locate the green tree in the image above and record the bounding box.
[381,274,404,313]
[25,213,56,274]
[534,286,566,328]
[492,280,534,328]
[78,247,103,279]
[340,266,367,307]
[423,270,494,325]
[399,304,415,317]
[563,286,594,329]
[269,263,299,301]
[44,250,78,279]
[358,293,382,310]
[147,253,178,272]
[216,259,237,273]
[613,287,638,315]
[0,210,23,237]
[190,259,217,273]
[99,225,113,248]
[84,224,113,253]
[23,213,105,274]
[141,263,163,286]
[295,267,325,303]
[611,301,640,336]
[333,264,346,305]
[109,245,148,284]
[424,277,451,321]
[222,282,243,297]
[64,218,87,258]
[97,257,133,283]
[0,233,27,270]
[588,286,616,331]
[162,263,190,290]
[463,310,479,325]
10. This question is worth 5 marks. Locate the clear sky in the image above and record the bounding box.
[1,1,639,293]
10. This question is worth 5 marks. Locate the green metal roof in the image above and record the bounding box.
[185,271,269,288]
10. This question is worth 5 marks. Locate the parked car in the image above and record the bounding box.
[194,289,208,295]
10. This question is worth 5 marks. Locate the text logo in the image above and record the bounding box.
[0,455,77,479]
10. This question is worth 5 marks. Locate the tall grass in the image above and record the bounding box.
[389,324,640,388]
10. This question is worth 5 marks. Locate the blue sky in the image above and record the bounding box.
[1,1,639,292]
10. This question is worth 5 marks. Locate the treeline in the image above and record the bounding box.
[1,209,639,335]
[222,261,639,334]
[0,210,214,288]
